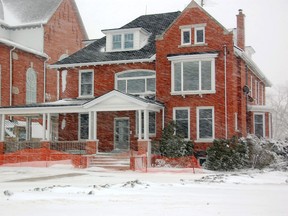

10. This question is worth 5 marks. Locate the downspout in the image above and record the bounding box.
[224,45,228,139]
[10,47,16,106]
[43,57,50,102]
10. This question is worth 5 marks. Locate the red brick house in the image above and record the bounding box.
[0,1,272,167]
[0,0,87,140]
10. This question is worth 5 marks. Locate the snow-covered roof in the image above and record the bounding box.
[234,46,272,87]
[0,0,62,27]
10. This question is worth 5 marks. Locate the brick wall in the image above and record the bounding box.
[44,0,86,102]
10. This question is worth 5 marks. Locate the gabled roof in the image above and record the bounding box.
[0,0,63,26]
[51,11,181,69]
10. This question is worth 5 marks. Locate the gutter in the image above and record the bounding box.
[49,57,156,69]
[224,45,228,139]
[10,47,16,106]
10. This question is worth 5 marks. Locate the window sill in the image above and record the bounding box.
[178,43,208,48]
[171,90,216,96]
[195,139,214,143]
[77,95,95,99]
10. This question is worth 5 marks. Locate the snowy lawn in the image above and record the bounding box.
[0,165,287,216]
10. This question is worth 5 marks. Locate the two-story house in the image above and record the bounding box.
[0,0,87,139]
[0,1,272,167]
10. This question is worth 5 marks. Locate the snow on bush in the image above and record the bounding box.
[205,135,288,171]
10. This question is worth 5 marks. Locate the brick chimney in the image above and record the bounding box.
[236,9,245,49]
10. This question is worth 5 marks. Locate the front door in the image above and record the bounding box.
[114,118,130,151]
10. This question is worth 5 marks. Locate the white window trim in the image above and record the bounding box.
[79,70,94,98]
[234,112,239,132]
[78,113,89,141]
[181,28,191,45]
[169,54,217,95]
[250,75,253,96]
[195,26,205,44]
[254,113,265,138]
[115,70,156,95]
[112,33,135,51]
[173,107,190,140]
[196,106,215,142]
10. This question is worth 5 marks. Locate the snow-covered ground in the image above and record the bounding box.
[0,165,287,216]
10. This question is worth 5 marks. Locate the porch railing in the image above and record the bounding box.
[4,141,87,155]
[50,141,87,155]
[4,141,42,154]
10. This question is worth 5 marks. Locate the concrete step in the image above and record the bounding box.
[88,152,130,170]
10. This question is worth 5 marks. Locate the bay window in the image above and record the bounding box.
[169,53,217,95]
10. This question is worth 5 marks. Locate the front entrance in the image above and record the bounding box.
[114,118,130,151]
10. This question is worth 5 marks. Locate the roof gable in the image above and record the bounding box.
[83,90,163,112]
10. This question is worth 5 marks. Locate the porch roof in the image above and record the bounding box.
[0,90,164,115]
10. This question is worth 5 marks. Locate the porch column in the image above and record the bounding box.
[26,117,32,141]
[42,114,47,140]
[0,114,5,141]
[89,111,93,140]
[138,110,142,140]
[93,111,97,140]
[47,113,51,141]
[143,109,149,140]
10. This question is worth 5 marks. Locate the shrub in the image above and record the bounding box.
[159,121,194,158]
[205,137,248,171]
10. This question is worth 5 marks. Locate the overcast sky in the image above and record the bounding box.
[75,0,288,87]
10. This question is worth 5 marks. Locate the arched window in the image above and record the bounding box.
[26,68,37,104]
[115,70,156,95]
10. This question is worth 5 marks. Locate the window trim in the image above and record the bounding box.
[173,107,190,140]
[78,70,94,98]
[254,113,265,138]
[181,28,191,45]
[169,54,217,95]
[196,106,215,142]
[78,113,89,140]
[195,26,205,44]
[26,67,37,104]
[112,33,135,51]
[115,69,156,95]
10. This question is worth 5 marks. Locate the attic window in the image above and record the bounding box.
[195,26,205,44]
[112,33,134,50]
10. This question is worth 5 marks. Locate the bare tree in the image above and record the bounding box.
[267,85,288,140]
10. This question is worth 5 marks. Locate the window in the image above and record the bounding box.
[195,27,205,44]
[173,108,190,139]
[116,70,156,95]
[124,33,134,49]
[112,33,134,50]
[254,113,265,138]
[181,29,191,45]
[197,107,214,141]
[136,111,156,137]
[112,34,122,50]
[26,68,37,104]
[79,70,94,97]
[79,113,89,140]
[170,54,217,95]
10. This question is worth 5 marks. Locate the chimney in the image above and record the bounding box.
[236,9,245,49]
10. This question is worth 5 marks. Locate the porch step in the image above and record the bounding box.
[88,152,130,170]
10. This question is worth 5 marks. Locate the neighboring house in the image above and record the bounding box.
[0,0,87,106]
[0,1,272,166]
[0,0,87,141]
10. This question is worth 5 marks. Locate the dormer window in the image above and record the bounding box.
[112,34,122,50]
[102,28,150,52]
[124,33,134,49]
